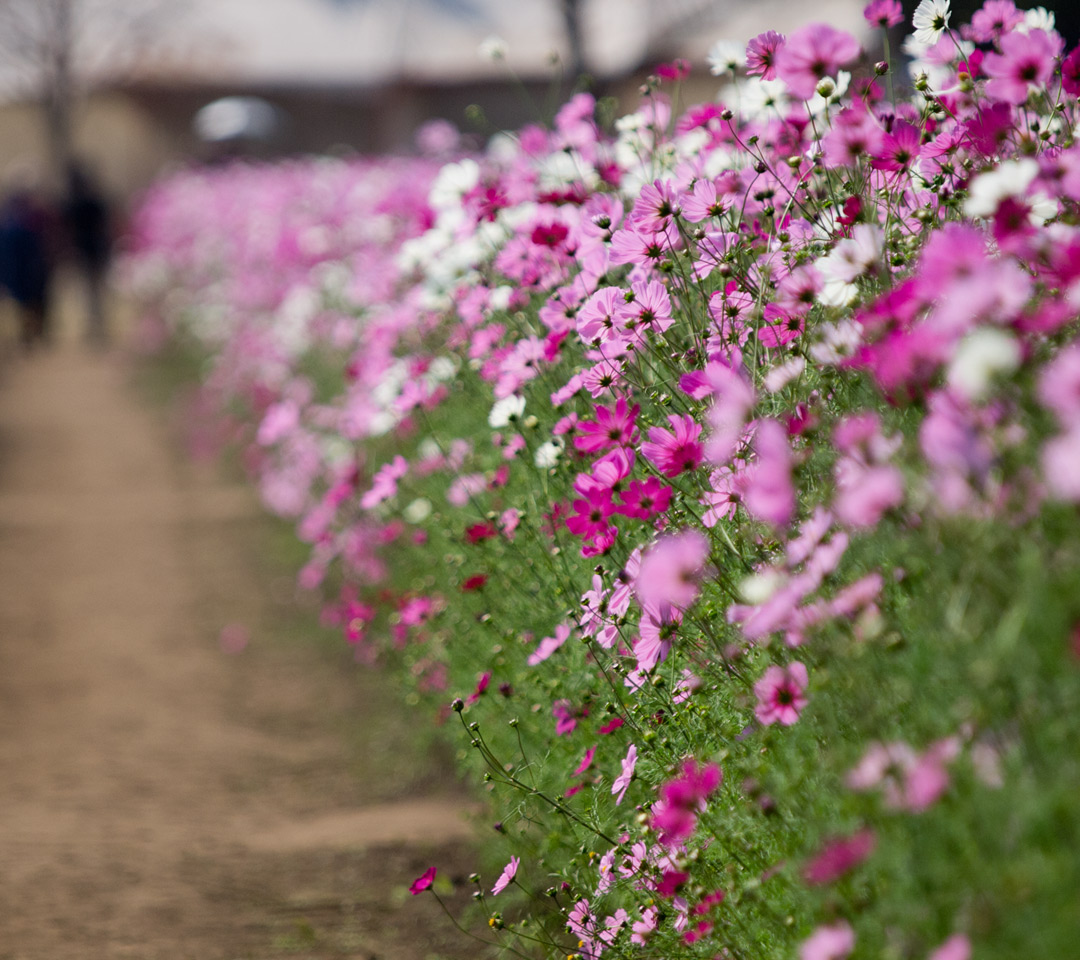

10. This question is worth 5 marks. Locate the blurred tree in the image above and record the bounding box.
[0,0,179,177]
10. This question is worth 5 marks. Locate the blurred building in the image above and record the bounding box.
[0,0,864,200]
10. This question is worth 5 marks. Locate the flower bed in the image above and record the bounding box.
[126,4,1080,957]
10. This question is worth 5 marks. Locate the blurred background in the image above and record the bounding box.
[0,0,1078,204]
[0,0,878,203]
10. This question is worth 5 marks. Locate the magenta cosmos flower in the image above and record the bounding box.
[754,661,809,725]
[775,23,861,99]
[409,866,436,895]
[641,413,704,477]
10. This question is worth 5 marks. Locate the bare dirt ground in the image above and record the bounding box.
[0,310,478,959]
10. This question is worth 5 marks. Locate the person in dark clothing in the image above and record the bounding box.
[62,162,111,345]
[0,189,54,348]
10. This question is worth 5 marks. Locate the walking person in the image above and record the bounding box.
[0,185,55,349]
[62,161,111,346]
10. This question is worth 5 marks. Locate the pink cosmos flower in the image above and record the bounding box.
[528,622,572,665]
[802,828,876,885]
[361,455,408,509]
[642,414,704,477]
[1042,429,1080,501]
[928,934,971,960]
[636,529,710,611]
[743,419,796,529]
[800,921,855,960]
[651,759,723,846]
[552,699,588,735]
[968,0,1024,41]
[863,0,902,28]
[491,856,519,895]
[834,461,905,528]
[870,121,922,176]
[631,906,659,944]
[612,743,637,804]
[745,30,785,79]
[628,278,675,334]
[577,287,633,344]
[631,179,681,233]
[775,23,861,99]
[573,746,596,776]
[1037,343,1080,425]
[409,866,437,895]
[983,28,1061,104]
[681,178,730,222]
[754,661,809,726]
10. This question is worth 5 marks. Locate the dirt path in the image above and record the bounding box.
[0,331,476,959]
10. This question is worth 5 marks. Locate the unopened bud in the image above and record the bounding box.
[815,77,835,98]
[874,61,889,76]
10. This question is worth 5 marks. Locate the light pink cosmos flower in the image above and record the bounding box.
[968,0,1024,41]
[528,622,572,665]
[928,934,971,960]
[631,905,659,944]
[775,23,861,99]
[1042,429,1080,500]
[612,743,637,804]
[800,921,855,960]
[491,855,519,895]
[983,28,1061,105]
[864,0,903,28]
[635,529,710,612]
[754,661,809,725]
[743,419,796,528]
[361,455,408,509]
[847,737,960,812]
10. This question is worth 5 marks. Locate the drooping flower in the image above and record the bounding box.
[745,30,785,79]
[612,743,637,804]
[409,866,437,895]
[491,856,519,895]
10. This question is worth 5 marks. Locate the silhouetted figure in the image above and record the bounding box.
[63,163,111,345]
[0,189,54,348]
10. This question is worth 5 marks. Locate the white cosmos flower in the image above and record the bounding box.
[738,78,789,121]
[478,35,507,61]
[1018,6,1054,33]
[964,159,1038,218]
[948,328,1021,401]
[403,498,433,524]
[810,319,862,364]
[534,437,564,469]
[707,39,746,75]
[912,0,951,45]
[488,394,526,429]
